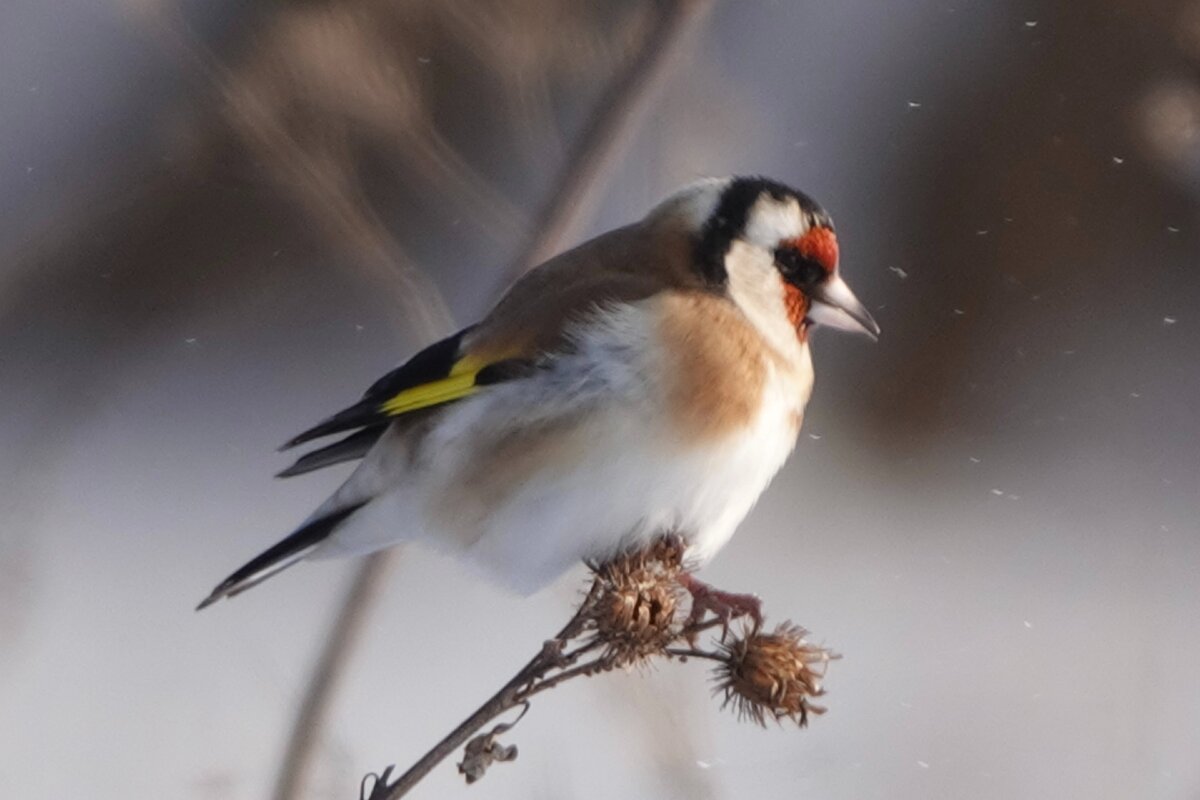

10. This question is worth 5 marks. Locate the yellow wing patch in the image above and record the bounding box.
[377,355,489,417]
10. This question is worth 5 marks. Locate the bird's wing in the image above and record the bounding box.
[202,216,707,606]
[278,218,701,476]
[278,325,526,456]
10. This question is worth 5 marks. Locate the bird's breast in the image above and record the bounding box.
[656,292,770,442]
[655,291,812,445]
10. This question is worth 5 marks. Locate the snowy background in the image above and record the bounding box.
[2,1,1198,798]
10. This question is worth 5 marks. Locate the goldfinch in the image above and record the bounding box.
[198,176,878,610]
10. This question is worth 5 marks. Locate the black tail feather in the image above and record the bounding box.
[196,502,366,610]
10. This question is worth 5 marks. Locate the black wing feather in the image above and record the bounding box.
[362,324,477,398]
[275,426,386,477]
[280,326,475,451]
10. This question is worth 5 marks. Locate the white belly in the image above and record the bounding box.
[441,357,808,593]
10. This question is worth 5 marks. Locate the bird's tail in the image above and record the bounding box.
[196,502,366,610]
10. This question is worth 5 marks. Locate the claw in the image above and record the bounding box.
[679,573,763,639]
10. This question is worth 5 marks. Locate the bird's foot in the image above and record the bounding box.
[679,573,763,638]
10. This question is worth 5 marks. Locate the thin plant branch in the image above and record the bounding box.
[359,538,838,799]
[271,552,395,800]
[361,585,606,800]
[663,647,727,662]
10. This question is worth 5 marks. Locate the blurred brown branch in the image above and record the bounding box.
[266,2,714,798]
[272,553,395,800]
[507,0,716,277]
[359,539,835,800]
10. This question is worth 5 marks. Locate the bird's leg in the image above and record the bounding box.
[678,572,763,635]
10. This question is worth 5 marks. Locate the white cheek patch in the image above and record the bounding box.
[742,195,806,248]
[724,241,802,360]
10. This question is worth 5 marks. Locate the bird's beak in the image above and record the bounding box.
[807,274,881,340]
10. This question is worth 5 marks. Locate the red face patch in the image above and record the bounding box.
[795,226,838,275]
[783,283,809,332]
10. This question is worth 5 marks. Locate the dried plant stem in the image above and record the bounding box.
[362,583,606,800]
[361,672,528,799]
[271,551,395,800]
[359,558,751,800]
[663,647,727,663]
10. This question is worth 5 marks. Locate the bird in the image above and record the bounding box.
[197,176,879,612]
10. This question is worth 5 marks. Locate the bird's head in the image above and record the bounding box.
[661,176,879,345]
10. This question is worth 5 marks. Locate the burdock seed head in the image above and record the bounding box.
[715,621,837,727]
[586,537,687,666]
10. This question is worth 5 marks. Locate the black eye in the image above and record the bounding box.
[774,247,825,286]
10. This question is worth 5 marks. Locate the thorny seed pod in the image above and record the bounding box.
[586,537,687,666]
[715,622,837,727]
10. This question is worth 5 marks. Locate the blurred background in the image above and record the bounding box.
[2,0,1198,798]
